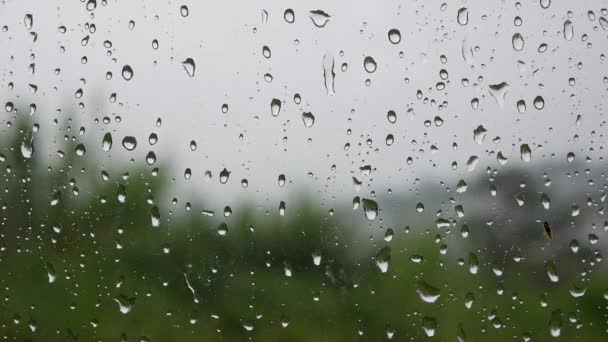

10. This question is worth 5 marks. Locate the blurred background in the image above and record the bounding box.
[1,0,608,340]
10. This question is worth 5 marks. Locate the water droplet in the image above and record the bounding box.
[520,144,531,162]
[545,260,559,282]
[417,280,441,303]
[182,58,195,77]
[302,112,315,128]
[86,0,97,11]
[540,0,551,9]
[284,9,295,23]
[24,14,33,30]
[363,56,377,73]
[122,65,133,81]
[375,246,391,273]
[563,20,574,40]
[382,111,396,125]
[113,295,135,314]
[309,10,331,27]
[600,17,608,30]
[180,5,189,17]
[270,98,281,116]
[422,316,437,337]
[512,33,525,51]
[102,133,112,152]
[322,53,335,95]
[262,46,271,58]
[517,100,526,113]
[549,310,562,337]
[361,198,378,220]
[457,8,468,25]
[488,82,509,108]
[150,206,161,227]
[388,29,401,44]
[21,130,34,159]
[122,136,137,151]
[473,125,487,144]
[533,96,544,109]
[219,168,231,184]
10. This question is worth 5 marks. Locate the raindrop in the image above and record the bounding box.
[309,10,331,27]
[388,29,401,44]
[182,58,195,77]
[533,96,544,109]
[122,136,137,151]
[457,8,468,25]
[520,144,531,162]
[512,33,525,51]
[284,9,295,23]
[488,82,509,108]
[24,14,33,30]
[302,112,315,128]
[375,246,391,273]
[150,206,161,227]
[387,110,397,123]
[270,98,281,116]
[361,198,379,220]
[322,53,335,95]
[563,20,574,40]
[122,65,134,81]
[180,5,189,17]
[417,280,441,303]
[102,133,112,152]
[219,168,230,184]
[363,56,377,73]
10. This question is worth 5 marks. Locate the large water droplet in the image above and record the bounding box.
[520,144,531,162]
[309,10,331,27]
[363,56,377,73]
[322,53,335,95]
[563,20,574,40]
[533,96,545,109]
[457,8,468,25]
[21,130,34,159]
[122,136,137,151]
[416,280,441,303]
[219,168,231,184]
[361,198,378,220]
[488,82,509,108]
[102,132,112,152]
[302,112,315,128]
[24,14,33,30]
[388,29,401,44]
[375,246,391,273]
[122,65,133,81]
[512,33,525,51]
[150,206,161,227]
[284,9,295,23]
[270,98,281,116]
